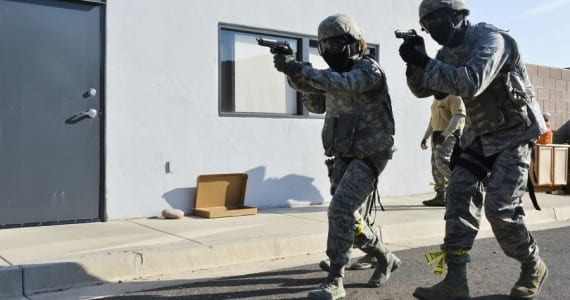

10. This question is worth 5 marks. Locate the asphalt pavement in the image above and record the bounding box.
[98,226,570,300]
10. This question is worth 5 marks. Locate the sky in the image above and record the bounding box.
[466,0,570,68]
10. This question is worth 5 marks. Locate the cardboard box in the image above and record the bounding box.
[193,173,257,218]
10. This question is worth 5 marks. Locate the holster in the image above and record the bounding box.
[432,131,443,142]
[325,157,349,196]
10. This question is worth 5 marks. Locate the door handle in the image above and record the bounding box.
[80,108,98,119]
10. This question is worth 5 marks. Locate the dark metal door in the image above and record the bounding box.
[0,0,104,227]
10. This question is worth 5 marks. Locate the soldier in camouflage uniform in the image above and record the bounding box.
[272,14,400,300]
[398,0,549,299]
[421,94,465,207]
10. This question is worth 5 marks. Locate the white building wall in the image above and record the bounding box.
[105,0,436,219]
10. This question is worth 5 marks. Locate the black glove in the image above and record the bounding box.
[399,35,430,69]
[405,64,414,77]
[273,54,303,76]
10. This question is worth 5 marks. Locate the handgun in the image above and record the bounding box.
[256,37,293,55]
[394,29,418,40]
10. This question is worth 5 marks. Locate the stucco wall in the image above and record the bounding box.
[105,0,434,219]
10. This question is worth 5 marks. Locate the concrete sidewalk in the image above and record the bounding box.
[1,192,569,299]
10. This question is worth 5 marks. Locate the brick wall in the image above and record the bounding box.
[527,64,570,143]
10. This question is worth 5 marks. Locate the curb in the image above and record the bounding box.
[137,233,327,279]
[0,266,22,299]
[3,233,327,297]
[2,205,569,298]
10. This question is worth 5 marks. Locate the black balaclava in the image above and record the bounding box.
[423,9,468,47]
[322,47,355,73]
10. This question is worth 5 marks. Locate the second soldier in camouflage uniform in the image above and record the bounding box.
[273,14,400,300]
[399,0,548,299]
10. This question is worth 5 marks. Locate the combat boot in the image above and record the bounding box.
[308,263,346,300]
[423,190,446,207]
[413,262,470,300]
[367,245,401,287]
[348,253,377,270]
[510,256,548,300]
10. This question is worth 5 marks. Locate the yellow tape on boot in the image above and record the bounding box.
[354,218,365,236]
[429,182,447,189]
[424,249,469,275]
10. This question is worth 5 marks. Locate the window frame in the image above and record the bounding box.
[63,0,106,4]
[218,23,380,119]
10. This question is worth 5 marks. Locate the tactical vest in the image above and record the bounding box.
[463,25,546,147]
[465,75,530,138]
[321,58,395,159]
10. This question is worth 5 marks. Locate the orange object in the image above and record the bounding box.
[537,122,553,144]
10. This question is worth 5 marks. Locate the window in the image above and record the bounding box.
[219,25,380,117]
[220,28,300,116]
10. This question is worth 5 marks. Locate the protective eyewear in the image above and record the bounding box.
[318,35,355,55]
[420,9,455,33]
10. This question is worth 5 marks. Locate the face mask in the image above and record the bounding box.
[421,9,463,47]
[322,52,354,73]
[318,35,358,72]
[428,21,455,46]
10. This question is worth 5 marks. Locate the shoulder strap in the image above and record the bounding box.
[527,176,541,211]
[497,30,520,73]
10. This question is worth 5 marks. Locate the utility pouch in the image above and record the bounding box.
[498,31,532,109]
[322,116,337,157]
[504,72,532,108]
[334,115,358,154]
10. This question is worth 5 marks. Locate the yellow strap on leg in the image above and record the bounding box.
[424,249,469,275]
[354,217,365,236]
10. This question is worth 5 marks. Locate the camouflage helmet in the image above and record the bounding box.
[419,0,469,20]
[318,14,363,41]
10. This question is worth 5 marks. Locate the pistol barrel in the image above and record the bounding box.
[394,29,417,39]
[256,37,277,47]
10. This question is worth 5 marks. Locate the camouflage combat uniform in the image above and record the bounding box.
[407,21,547,265]
[424,95,465,194]
[430,136,454,193]
[288,55,395,267]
